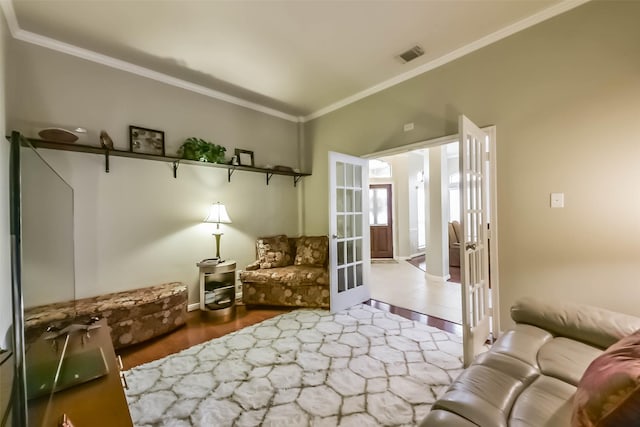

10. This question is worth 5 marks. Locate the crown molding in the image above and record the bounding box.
[0,1,18,35]
[303,0,591,122]
[0,2,300,123]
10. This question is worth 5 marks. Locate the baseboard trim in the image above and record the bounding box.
[187,303,200,312]
[425,272,451,282]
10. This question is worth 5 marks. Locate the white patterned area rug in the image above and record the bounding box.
[124,304,463,426]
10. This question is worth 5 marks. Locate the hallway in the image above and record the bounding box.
[370,260,462,324]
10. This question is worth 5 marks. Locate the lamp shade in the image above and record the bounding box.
[204,202,232,224]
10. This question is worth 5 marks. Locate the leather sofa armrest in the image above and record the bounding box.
[511,297,640,349]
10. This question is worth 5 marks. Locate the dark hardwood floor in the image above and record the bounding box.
[119,305,291,369]
[119,302,462,369]
[365,299,462,336]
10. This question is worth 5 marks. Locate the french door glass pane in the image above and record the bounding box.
[338,241,345,266]
[347,240,354,263]
[346,164,354,187]
[346,189,354,212]
[347,266,355,289]
[356,264,363,287]
[337,215,345,239]
[337,267,346,293]
[354,165,362,187]
[337,188,345,213]
[354,214,362,237]
[346,215,353,237]
[354,190,362,212]
[336,162,345,187]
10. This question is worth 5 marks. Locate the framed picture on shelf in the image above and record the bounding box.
[129,125,165,156]
[234,149,254,167]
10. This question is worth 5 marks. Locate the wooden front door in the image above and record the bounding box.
[369,184,393,258]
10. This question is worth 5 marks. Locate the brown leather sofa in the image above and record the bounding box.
[422,298,640,426]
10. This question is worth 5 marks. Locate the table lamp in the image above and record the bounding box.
[204,202,232,260]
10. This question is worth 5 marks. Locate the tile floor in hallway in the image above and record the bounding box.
[370,260,462,324]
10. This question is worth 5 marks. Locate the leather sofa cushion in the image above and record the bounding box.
[420,409,479,427]
[490,324,552,368]
[432,363,530,427]
[537,337,603,386]
[509,375,576,427]
[511,297,640,349]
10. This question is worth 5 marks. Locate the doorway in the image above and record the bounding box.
[364,125,498,334]
[370,184,393,258]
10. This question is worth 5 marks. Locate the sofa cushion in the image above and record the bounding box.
[432,363,526,427]
[509,375,576,426]
[537,337,603,386]
[511,297,640,349]
[256,234,292,268]
[294,235,329,267]
[240,265,328,287]
[571,329,640,427]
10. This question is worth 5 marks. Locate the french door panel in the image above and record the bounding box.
[329,152,371,313]
[459,115,492,367]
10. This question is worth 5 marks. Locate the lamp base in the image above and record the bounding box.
[213,231,223,259]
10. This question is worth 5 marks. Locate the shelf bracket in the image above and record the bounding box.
[172,160,180,178]
[104,149,110,173]
[266,172,274,185]
[294,175,303,187]
[228,166,237,182]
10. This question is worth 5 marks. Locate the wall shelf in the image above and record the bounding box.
[25,138,311,186]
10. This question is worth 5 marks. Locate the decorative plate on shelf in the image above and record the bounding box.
[38,128,78,143]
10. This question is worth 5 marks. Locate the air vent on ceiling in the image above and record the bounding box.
[397,45,425,64]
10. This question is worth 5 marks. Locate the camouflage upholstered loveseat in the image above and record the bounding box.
[239,235,329,308]
[24,282,187,349]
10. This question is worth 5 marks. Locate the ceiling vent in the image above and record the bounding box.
[397,45,425,64]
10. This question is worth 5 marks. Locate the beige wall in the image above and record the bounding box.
[303,1,640,328]
[7,41,302,306]
[0,9,11,348]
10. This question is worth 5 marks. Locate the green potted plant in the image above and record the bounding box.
[178,137,226,163]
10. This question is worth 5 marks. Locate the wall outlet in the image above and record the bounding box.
[403,122,414,132]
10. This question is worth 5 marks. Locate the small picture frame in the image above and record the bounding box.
[234,149,254,167]
[129,125,165,156]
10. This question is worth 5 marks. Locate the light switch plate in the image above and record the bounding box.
[550,192,564,208]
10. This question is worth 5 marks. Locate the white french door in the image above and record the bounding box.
[329,152,371,313]
[459,115,492,367]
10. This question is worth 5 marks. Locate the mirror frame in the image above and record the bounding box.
[9,130,27,426]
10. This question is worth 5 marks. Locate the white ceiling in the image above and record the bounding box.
[7,0,585,121]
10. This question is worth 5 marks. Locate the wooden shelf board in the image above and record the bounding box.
[24,138,311,178]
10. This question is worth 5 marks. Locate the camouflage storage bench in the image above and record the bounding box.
[240,235,329,308]
[24,282,187,349]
